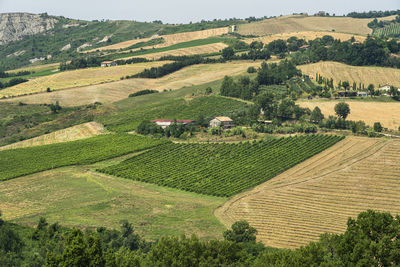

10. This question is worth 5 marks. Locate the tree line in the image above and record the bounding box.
[1,210,400,266]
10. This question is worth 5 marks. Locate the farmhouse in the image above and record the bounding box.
[101,61,118,67]
[379,84,391,91]
[151,119,194,128]
[209,117,234,129]
[357,92,368,97]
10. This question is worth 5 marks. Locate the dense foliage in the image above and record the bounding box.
[99,135,343,197]
[0,134,166,180]
[128,89,159,98]
[1,210,400,266]
[0,77,28,90]
[347,9,400,18]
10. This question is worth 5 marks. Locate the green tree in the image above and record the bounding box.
[334,102,350,119]
[223,220,257,243]
[310,106,324,123]
[373,122,383,132]
[222,47,235,60]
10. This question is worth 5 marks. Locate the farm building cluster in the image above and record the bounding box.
[151,117,235,129]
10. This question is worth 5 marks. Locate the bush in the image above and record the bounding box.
[373,122,383,132]
[129,90,158,98]
[247,66,256,73]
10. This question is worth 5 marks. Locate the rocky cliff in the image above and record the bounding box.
[0,13,58,45]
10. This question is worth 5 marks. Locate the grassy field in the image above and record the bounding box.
[1,61,264,107]
[0,134,166,180]
[298,61,400,88]
[0,164,227,241]
[0,61,168,98]
[216,137,400,249]
[0,122,106,151]
[86,27,229,52]
[237,15,373,36]
[100,135,343,196]
[6,63,60,73]
[298,100,400,130]
[245,31,366,45]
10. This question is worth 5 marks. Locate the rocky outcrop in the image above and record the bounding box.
[0,13,58,45]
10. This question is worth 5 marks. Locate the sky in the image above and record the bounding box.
[0,0,399,23]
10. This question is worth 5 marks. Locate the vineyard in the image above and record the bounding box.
[101,96,249,132]
[374,23,400,37]
[99,135,344,197]
[0,134,166,181]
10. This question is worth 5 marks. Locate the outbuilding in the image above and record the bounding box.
[209,117,234,129]
[151,119,194,129]
[101,61,118,67]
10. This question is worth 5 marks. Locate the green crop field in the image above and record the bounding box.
[374,23,400,37]
[0,134,166,180]
[109,37,225,60]
[100,96,249,132]
[99,135,344,197]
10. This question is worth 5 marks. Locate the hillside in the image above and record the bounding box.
[216,137,400,249]
[238,15,373,36]
[298,61,400,88]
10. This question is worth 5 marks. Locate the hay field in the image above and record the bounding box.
[125,43,228,60]
[1,61,264,107]
[0,122,106,151]
[0,62,168,98]
[245,31,366,45]
[299,61,400,88]
[216,137,400,249]
[86,27,229,52]
[238,15,373,36]
[6,63,60,73]
[299,100,400,129]
[0,164,226,240]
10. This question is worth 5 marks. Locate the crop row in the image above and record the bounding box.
[374,23,400,37]
[99,135,344,197]
[0,134,167,181]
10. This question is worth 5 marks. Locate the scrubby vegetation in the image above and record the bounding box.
[99,135,343,197]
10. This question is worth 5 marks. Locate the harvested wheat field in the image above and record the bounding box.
[246,31,366,45]
[299,61,400,88]
[299,100,400,130]
[86,27,229,52]
[0,122,106,151]
[0,62,168,98]
[1,61,264,107]
[6,62,60,73]
[216,137,400,249]
[238,15,373,36]
[125,43,228,60]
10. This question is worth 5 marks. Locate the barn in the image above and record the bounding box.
[151,119,194,128]
[101,61,118,67]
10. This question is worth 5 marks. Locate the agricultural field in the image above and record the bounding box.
[0,165,226,241]
[99,135,344,197]
[0,122,106,151]
[0,134,166,180]
[299,100,400,130]
[237,15,373,36]
[374,23,400,37]
[245,31,366,45]
[86,27,229,52]
[299,61,400,88]
[0,61,168,98]
[100,96,249,132]
[125,42,227,60]
[216,137,400,249]
[1,61,264,107]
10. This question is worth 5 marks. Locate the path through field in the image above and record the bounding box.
[216,137,400,249]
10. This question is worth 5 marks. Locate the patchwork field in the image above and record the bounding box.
[1,61,264,107]
[0,61,168,98]
[299,100,400,129]
[125,42,228,60]
[299,61,400,88]
[216,137,400,249]
[246,31,366,45]
[0,122,106,151]
[0,164,226,241]
[238,15,373,36]
[86,27,229,52]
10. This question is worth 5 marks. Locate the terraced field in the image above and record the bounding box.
[1,61,264,107]
[299,100,400,130]
[0,61,168,98]
[86,27,229,52]
[0,122,106,151]
[246,31,366,45]
[238,15,373,36]
[216,137,400,249]
[299,61,400,88]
